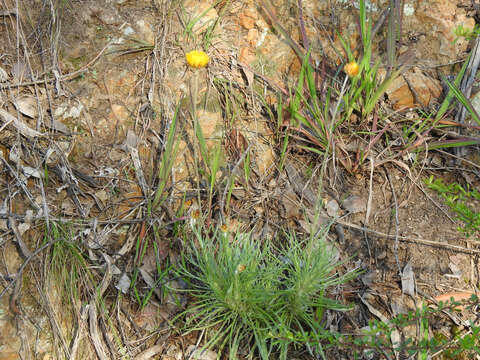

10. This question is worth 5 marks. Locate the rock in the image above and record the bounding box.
[53,104,68,118]
[404,68,443,106]
[238,8,257,29]
[256,143,275,176]
[385,67,442,110]
[183,0,219,35]
[326,199,340,217]
[257,33,299,82]
[108,104,130,123]
[67,103,84,119]
[385,76,413,110]
[197,109,223,149]
[404,0,475,65]
[343,195,366,214]
[136,19,155,45]
[186,345,217,360]
[123,26,135,36]
[403,3,415,16]
[0,351,21,360]
[238,46,255,65]
[103,69,137,105]
[247,28,259,47]
[55,102,84,120]
[87,4,120,25]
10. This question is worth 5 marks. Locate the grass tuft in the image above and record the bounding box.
[173,225,360,359]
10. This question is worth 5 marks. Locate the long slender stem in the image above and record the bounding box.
[329,75,349,185]
[313,75,349,231]
[192,72,202,209]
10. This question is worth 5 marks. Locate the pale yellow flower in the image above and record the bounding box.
[344,61,359,77]
[219,224,228,238]
[186,50,210,69]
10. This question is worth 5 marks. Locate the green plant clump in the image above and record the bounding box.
[454,23,480,43]
[174,225,359,359]
[342,296,480,358]
[425,176,480,237]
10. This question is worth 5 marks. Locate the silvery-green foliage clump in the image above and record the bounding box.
[174,226,360,360]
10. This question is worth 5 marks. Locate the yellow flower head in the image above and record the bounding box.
[186,50,210,69]
[344,61,359,77]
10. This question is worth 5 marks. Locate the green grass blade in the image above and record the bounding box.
[442,75,480,126]
[435,54,470,122]
[152,101,181,210]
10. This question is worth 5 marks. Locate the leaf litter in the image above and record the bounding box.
[0,0,478,358]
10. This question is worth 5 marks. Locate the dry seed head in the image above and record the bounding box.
[344,61,359,77]
[191,209,201,220]
[189,209,201,227]
[236,264,246,273]
[186,50,210,69]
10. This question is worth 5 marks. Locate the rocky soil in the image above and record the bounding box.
[0,0,479,359]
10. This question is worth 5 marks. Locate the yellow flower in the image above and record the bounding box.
[186,50,210,69]
[344,61,359,77]
[220,224,228,237]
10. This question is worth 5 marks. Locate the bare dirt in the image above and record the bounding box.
[0,0,479,359]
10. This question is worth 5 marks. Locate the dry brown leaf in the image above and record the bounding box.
[88,303,109,360]
[44,119,70,134]
[134,344,164,360]
[186,345,217,360]
[0,67,8,82]
[14,95,38,118]
[401,262,415,297]
[359,293,402,355]
[12,61,30,81]
[0,109,42,138]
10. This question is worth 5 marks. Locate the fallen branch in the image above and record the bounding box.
[337,219,480,255]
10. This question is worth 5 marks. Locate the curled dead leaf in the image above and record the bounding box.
[0,109,42,138]
[0,67,8,82]
[13,95,38,118]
